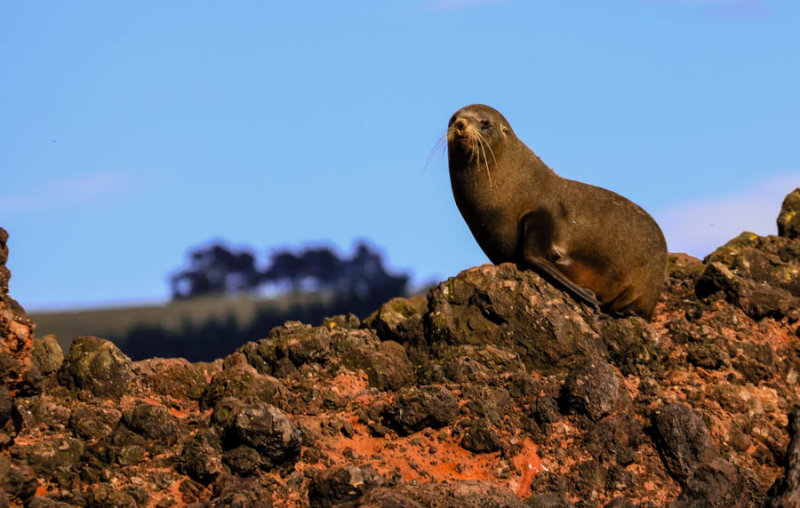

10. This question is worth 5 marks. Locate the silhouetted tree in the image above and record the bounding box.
[169,239,408,307]
[260,243,407,300]
[262,251,303,290]
[338,242,408,302]
[298,248,344,288]
[171,243,259,299]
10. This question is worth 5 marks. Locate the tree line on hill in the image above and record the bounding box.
[169,241,408,305]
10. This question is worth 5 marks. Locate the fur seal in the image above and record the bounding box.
[447,104,667,319]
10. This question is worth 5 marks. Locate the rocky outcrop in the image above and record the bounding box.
[1,189,800,506]
[767,406,800,507]
[0,228,39,396]
[778,187,800,240]
[696,187,800,321]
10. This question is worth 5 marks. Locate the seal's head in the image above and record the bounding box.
[447,104,513,167]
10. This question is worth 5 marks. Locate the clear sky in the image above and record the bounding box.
[1,0,798,311]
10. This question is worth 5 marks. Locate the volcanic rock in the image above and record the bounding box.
[57,336,133,398]
[778,187,800,239]
[3,188,800,506]
[382,385,459,435]
[766,405,800,507]
[560,359,628,422]
[651,403,721,482]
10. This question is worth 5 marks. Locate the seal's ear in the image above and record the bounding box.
[501,125,511,135]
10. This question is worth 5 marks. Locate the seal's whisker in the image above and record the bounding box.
[469,136,479,164]
[476,131,498,166]
[477,135,494,187]
[423,132,449,176]
[435,134,447,156]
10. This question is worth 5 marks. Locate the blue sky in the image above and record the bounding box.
[1,0,798,311]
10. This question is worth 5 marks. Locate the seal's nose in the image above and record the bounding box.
[453,118,470,137]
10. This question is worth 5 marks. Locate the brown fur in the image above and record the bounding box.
[447,104,667,319]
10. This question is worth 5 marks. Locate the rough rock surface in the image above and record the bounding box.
[0,228,38,396]
[778,187,800,239]
[1,190,800,506]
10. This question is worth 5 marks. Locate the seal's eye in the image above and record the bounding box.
[480,120,491,131]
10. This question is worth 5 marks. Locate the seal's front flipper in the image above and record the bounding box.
[521,256,601,309]
[517,210,601,309]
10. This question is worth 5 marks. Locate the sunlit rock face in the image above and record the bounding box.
[0,227,38,396]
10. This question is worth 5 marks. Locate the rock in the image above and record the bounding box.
[600,317,665,376]
[180,428,223,483]
[223,402,301,470]
[533,396,561,425]
[308,464,386,507]
[572,459,608,499]
[732,341,776,383]
[686,340,729,370]
[526,493,574,507]
[321,313,361,330]
[135,357,209,400]
[241,322,417,391]
[0,228,7,267]
[359,481,527,507]
[204,475,275,507]
[442,344,526,384]
[702,231,800,298]
[463,386,512,426]
[425,264,602,374]
[0,229,37,393]
[27,496,79,507]
[86,484,137,507]
[58,336,133,398]
[223,445,262,476]
[777,187,800,239]
[124,402,180,446]
[651,404,720,482]
[671,459,754,508]
[31,334,63,376]
[604,498,633,508]
[13,395,71,431]
[0,456,36,506]
[560,359,627,422]
[357,340,416,390]
[69,403,121,442]
[766,406,800,507]
[0,385,11,429]
[666,253,705,282]
[696,261,795,320]
[10,437,84,488]
[210,397,246,429]
[332,329,415,390]
[383,385,458,435]
[239,321,331,377]
[202,353,289,410]
[363,295,427,344]
[460,418,504,453]
[584,414,643,466]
